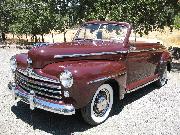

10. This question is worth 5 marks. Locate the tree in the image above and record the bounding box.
[174,13,180,29]
[0,0,14,41]
[52,0,83,42]
[10,0,58,42]
[73,0,180,35]
[1,0,180,42]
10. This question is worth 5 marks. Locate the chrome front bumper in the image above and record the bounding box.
[8,82,75,115]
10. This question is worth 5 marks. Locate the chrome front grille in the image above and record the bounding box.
[15,71,63,100]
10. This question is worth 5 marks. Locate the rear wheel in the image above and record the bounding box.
[175,50,180,60]
[81,84,113,125]
[155,66,167,87]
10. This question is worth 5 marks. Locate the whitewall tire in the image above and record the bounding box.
[81,84,113,125]
[155,66,167,87]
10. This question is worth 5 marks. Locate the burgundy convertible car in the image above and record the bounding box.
[9,21,171,125]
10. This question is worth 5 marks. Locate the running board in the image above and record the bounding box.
[126,77,159,94]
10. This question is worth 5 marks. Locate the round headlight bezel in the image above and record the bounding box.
[10,56,17,73]
[59,70,73,88]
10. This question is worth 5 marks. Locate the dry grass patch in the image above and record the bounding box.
[5,27,180,48]
[5,29,77,44]
[143,27,180,48]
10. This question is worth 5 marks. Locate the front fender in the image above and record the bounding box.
[42,60,126,108]
[15,53,28,70]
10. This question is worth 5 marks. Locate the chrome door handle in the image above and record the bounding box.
[130,46,136,51]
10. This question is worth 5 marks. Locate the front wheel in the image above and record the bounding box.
[81,84,113,125]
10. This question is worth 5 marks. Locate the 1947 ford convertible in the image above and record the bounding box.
[8,21,171,125]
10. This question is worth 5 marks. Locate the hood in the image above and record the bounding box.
[28,41,128,69]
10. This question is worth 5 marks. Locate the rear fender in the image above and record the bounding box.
[155,51,172,78]
[161,51,172,72]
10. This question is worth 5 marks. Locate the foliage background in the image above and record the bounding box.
[0,0,179,43]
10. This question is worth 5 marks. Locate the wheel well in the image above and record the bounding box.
[105,79,120,101]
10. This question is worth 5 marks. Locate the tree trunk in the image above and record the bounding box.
[17,35,21,42]
[34,35,38,43]
[52,33,54,43]
[41,34,44,42]
[26,33,28,42]
[64,31,67,42]
[1,32,6,41]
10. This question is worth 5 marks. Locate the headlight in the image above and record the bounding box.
[10,56,17,72]
[59,70,73,88]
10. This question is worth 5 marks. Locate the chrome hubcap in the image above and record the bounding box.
[93,89,110,117]
[96,96,108,112]
[160,68,167,85]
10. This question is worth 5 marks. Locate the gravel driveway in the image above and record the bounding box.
[0,48,180,135]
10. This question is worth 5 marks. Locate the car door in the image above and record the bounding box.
[126,42,158,91]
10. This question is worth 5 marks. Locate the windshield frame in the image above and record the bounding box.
[73,22,132,46]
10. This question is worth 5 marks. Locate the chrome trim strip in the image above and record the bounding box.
[54,51,128,59]
[116,51,128,53]
[87,72,126,84]
[130,48,157,53]
[126,77,159,93]
[9,83,75,115]
[18,69,60,84]
[88,77,111,84]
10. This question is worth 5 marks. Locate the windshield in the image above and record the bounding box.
[74,23,128,42]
